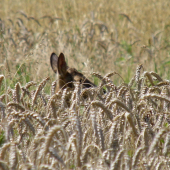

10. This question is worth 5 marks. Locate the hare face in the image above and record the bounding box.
[50,52,95,92]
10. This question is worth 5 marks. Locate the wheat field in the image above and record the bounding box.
[0,0,170,169]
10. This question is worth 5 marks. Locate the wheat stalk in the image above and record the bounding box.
[110,149,124,170]
[132,146,144,168]
[7,102,25,112]
[9,142,18,170]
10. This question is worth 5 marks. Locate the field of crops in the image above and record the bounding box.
[0,0,170,169]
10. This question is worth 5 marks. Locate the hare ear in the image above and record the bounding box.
[50,53,58,73]
[58,53,68,75]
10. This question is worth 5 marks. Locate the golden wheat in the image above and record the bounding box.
[2,4,170,166]
[1,63,170,169]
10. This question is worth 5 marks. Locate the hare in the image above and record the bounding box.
[50,52,96,93]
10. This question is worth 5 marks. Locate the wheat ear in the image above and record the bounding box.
[81,144,101,164]
[43,125,67,156]
[150,71,163,82]
[108,99,131,113]
[162,133,170,156]
[13,82,21,103]
[147,128,167,156]
[156,80,170,86]
[0,142,11,159]
[143,71,155,86]
[32,77,50,106]
[135,64,143,91]
[9,142,17,170]
[51,80,57,95]
[142,93,170,103]
[7,102,25,112]
[125,112,138,137]
[91,100,113,120]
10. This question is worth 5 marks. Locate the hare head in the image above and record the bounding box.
[50,52,95,92]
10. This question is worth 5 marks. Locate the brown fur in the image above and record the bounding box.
[50,52,95,93]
